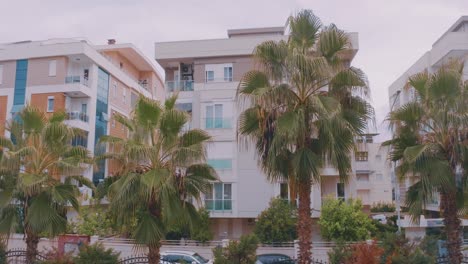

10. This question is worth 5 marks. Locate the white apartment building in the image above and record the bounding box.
[0,38,164,185]
[156,27,393,240]
[388,16,468,213]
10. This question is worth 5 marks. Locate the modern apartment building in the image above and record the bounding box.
[388,16,468,212]
[155,27,393,240]
[0,38,164,185]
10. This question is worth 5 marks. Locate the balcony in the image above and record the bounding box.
[66,111,89,123]
[205,199,232,211]
[166,80,194,92]
[204,118,232,129]
[207,159,232,170]
[61,76,91,98]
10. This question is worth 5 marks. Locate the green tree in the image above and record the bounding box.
[318,199,375,242]
[237,10,373,263]
[100,96,217,264]
[0,106,93,262]
[383,60,468,263]
[213,234,259,264]
[254,198,297,244]
[67,206,117,237]
[74,243,120,264]
[191,208,213,243]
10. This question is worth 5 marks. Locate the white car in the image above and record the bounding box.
[372,214,388,225]
[161,250,212,264]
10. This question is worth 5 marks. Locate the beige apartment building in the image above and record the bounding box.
[155,27,393,240]
[0,38,164,185]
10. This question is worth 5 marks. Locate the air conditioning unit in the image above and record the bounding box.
[181,64,192,74]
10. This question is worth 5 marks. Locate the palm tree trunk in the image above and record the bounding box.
[25,229,39,263]
[297,180,312,264]
[148,243,161,264]
[440,190,462,264]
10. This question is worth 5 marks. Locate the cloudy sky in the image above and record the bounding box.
[2,0,467,141]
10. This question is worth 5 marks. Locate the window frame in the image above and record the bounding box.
[223,66,233,82]
[48,60,57,77]
[47,96,55,112]
[205,70,214,82]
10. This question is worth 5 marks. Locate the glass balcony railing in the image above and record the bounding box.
[65,76,89,87]
[166,80,194,92]
[66,112,89,123]
[207,159,232,170]
[204,118,232,129]
[205,199,232,211]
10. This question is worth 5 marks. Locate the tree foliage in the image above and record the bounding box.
[73,243,120,264]
[318,199,375,242]
[213,234,259,264]
[254,198,297,243]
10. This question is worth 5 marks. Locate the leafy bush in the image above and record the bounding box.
[73,243,120,264]
[391,249,435,264]
[346,241,384,264]
[254,198,297,243]
[67,206,117,237]
[319,199,376,242]
[213,234,259,264]
[379,233,435,264]
[370,220,398,239]
[370,202,396,213]
[328,242,352,264]
[0,241,6,264]
[40,247,74,264]
[191,208,213,242]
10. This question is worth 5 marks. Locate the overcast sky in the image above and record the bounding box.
[1,0,467,141]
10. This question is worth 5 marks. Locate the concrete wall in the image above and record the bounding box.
[0,60,16,88]
[0,96,7,134]
[27,57,68,86]
[30,92,66,114]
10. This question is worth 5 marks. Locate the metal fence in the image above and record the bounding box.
[5,249,47,264]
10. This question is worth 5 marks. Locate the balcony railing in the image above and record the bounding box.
[205,77,233,83]
[204,118,232,129]
[66,112,89,123]
[166,80,194,92]
[65,76,89,87]
[207,159,232,170]
[205,199,232,211]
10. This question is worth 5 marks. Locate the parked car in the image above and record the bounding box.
[372,214,388,224]
[161,250,212,264]
[256,254,295,264]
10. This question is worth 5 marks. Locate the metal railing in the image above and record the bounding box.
[204,118,232,129]
[166,80,194,92]
[205,199,233,211]
[205,77,233,83]
[65,75,89,87]
[66,111,89,123]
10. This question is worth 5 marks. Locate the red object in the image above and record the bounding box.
[58,235,90,255]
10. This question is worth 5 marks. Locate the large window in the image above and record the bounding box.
[47,97,55,112]
[224,66,233,82]
[205,183,232,211]
[355,151,368,161]
[337,183,345,200]
[206,104,230,129]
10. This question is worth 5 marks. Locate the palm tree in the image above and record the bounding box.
[0,106,93,262]
[237,10,373,264]
[99,95,216,264]
[384,60,468,264]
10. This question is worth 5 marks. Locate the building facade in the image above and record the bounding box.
[155,27,393,240]
[388,16,468,212]
[0,38,164,185]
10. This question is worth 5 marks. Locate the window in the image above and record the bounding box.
[337,183,345,200]
[205,70,214,82]
[355,151,368,161]
[356,174,369,182]
[0,65,3,84]
[47,96,54,112]
[206,104,228,129]
[365,135,374,143]
[48,60,57,77]
[207,159,232,170]
[81,103,87,115]
[280,183,288,200]
[205,183,232,211]
[224,66,233,81]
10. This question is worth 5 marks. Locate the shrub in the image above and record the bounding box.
[191,208,213,242]
[345,241,384,264]
[0,241,6,264]
[370,202,396,213]
[74,243,120,264]
[319,199,376,242]
[328,242,352,264]
[379,233,435,264]
[40,247,74,264]
[254,198,297,244]
[213,234,259,264]
[67,206,117,237]
[371,220,398,239]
